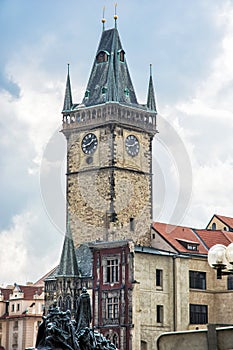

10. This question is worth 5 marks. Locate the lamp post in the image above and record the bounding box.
[208,243,233,279]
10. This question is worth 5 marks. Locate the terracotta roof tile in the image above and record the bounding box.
[215,214,233,229]
[0,288,12,300]
[152,222,207,254]
[195,229,233,249]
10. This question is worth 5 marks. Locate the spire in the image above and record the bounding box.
[82,24,138,107]
[62,64,73,112]
[102,6,106,31]
[114,3,118,29]
[56,216,79,277]
[147,64,157,112]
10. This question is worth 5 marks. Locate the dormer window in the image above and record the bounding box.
[96,51,109,63]
[124,88,129,97]
[85,90,90,98]
[118,49,125,62]
[102,87,107,94]
[176,238,199,251]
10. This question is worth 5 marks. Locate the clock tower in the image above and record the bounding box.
[62,19,157,247]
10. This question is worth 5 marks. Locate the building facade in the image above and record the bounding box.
[0,283,44,350]
[43,16,233,350]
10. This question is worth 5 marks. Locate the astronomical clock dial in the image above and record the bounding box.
[125,134,140,157]
[81,133,98,155]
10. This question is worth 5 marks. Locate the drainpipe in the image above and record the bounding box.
[173,255,177,331]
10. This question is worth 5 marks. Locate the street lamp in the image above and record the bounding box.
[208,243,233,279]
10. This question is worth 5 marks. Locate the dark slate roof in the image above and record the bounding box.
[83,28,138,107]
[56,223,79,277]
[75,244,93,278]
[62,64,73,112]
[147,65,157,112]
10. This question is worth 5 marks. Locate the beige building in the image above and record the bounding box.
[0,283,44,350]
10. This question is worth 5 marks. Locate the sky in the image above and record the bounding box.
[0,0,233,285]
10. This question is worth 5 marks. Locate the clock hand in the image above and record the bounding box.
[85,139,94,147]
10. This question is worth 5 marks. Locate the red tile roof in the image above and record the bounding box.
[0,285,43,301]
[17,285,43,300]
[195,229,233,249]
[152,222,208,254]
[215,214,233,229]
[0,288,13,301]
[152,221,233,254]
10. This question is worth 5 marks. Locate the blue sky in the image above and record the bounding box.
[0,0,233,285]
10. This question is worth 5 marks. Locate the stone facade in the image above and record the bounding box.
[64,104,156,247]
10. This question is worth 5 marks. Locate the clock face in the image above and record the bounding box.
[125,135,140,157]
[81,133,98,154]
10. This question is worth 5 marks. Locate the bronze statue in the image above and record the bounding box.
[35,292,117,350]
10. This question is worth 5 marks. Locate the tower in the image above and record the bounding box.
[62,17,157,248]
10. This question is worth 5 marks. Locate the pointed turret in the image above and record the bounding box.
[56,218,79,277]
[83,23,138,107]
[62,64,73,112]
[147,64,157,112]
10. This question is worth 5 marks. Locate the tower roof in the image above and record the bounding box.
[56,220,79,277]
[62,64,73,112]
[147,64,157,112]
[83,27,138,107]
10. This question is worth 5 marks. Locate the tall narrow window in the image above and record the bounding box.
[130,218,135,231]
[189,271,206,290]
[228,275,233,290]
[106,297,119,319]
[156,305,164,323]
[105,259,119,283]
[156,269,163,288]
[190,304,208,324]
[66,296,72,311]
[212,222,216,230]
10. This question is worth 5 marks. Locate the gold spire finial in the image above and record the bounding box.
[114,3,118,27]
[102,6,106,30]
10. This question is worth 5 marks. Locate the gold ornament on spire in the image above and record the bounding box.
[102,6,106,30]
[114,3,118,22]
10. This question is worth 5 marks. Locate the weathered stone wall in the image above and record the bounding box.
[66,124,153,247]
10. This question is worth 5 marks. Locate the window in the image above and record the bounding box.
[228,275,233,290]
[11,304,15,312]
[0,322,2,331]
[189,271,206,290]
[65,296,72,311]
[119,50,125,62]
[17,303,20,311]
[156,269,163,288]
[157,305,163,323]
[105,259,119,284]
[106,297,119,319]
[102,87,107,94]
[96,51,108,63]
[13,321,18,331]
[212,222,216,230]
[85,90,90,98]
[124,88,129,97]
[13,333,18,347]
[190,304,208,324]
[130,218,135,231]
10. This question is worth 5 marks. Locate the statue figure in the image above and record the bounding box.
[76,287,92,331]
[35,292,117,350]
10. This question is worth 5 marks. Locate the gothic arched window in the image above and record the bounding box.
[57,296,62,309]
[66,296,72,311]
